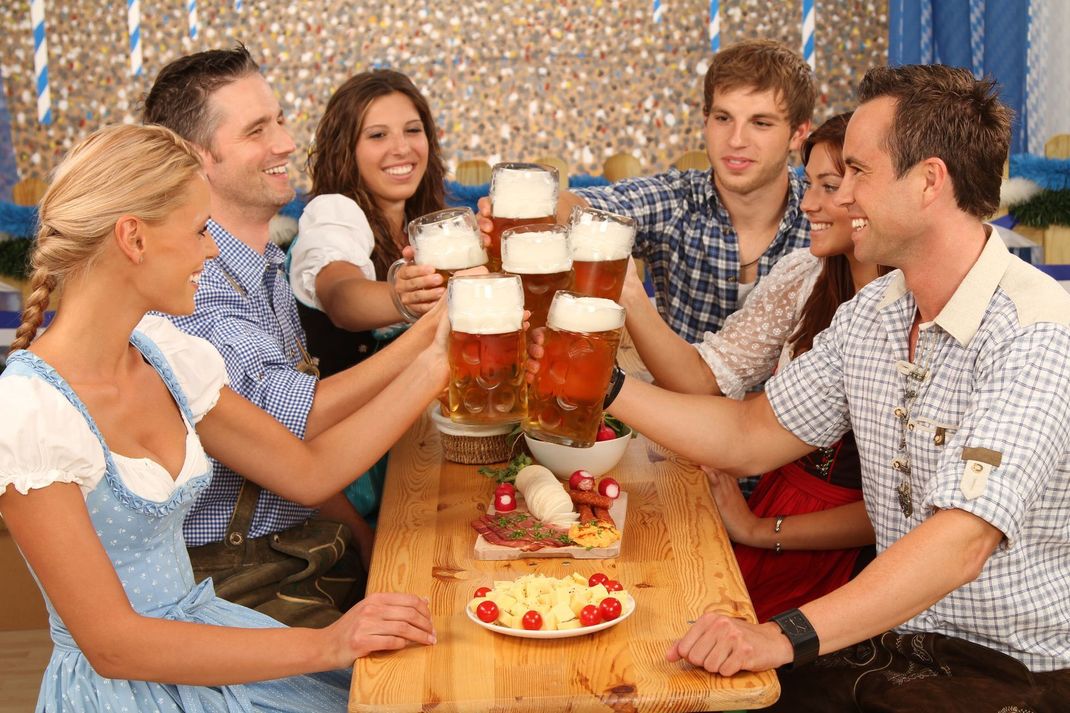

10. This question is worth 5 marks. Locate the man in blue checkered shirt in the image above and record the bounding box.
[563,40,814,344]
[143,47,444,627]
[604,66,1070,708]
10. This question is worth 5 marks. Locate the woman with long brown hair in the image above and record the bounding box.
[616,113,885,622]
[290,69,448,377]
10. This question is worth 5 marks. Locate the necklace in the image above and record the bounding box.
[891,321,937,518]
[739,253,763,269]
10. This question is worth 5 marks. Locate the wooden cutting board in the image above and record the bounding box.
[473,491,628,560]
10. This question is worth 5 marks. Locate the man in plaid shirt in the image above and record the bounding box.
[605,66,1069,709]
[567,40,814,344]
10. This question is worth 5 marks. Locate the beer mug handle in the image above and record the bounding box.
[386,258,421,324]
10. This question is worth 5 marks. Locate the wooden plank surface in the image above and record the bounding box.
[351,398,780,711]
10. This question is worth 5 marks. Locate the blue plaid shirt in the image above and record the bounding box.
[170,221,319,547]
[576,168,809,343]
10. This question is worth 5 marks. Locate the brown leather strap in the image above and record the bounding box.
[224,479,261,547]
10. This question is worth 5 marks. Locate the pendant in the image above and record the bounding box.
[896,479,914,518]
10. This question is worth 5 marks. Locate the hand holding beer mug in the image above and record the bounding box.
[501,224,573,330]
[567,206,636,302]
[525,292,626,447]
[487,162,559,271]
[388,208,488,322]
[447,274,527,425]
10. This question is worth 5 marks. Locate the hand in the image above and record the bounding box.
[704,467,760,547]
[327,592,436,666]
[476,197,494,248]
[394,246,444,318]
[618,257,647,309]
[666,614,792,675]
[523,326,547,384]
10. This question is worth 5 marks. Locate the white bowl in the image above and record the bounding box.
[523,428,632,480]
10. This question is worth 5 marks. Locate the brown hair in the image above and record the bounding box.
[789,112,890,355]
[857,64,1011,218]
[307,70,446,278]
[142,44,260,151]
[702,39,816,129]
[12,124,203,351]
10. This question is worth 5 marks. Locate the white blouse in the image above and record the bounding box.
[0,316,229,502]
[289,193,377,311]
[694,248,822,400]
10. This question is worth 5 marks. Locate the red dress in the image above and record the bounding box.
[733,432,869,623]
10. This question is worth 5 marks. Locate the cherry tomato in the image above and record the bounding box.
[522,610,543,630]
[599,597,622,621]
[579,604,603,627]
[476,600,499,623]
[605,580,623,592]
[474,587,491,598]
[588,573,609,587]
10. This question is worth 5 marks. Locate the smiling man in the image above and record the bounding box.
[560,39,814,343]
[142,46,444,627]
[602,64,1070,710]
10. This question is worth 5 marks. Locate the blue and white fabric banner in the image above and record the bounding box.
[801,0,815,70]
[29,0,51,126]
[888,0,1069,156]
[128,0,143,77]
[709,1,719,52]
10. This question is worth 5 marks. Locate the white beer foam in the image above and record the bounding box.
[569,220,635,261]
[449,276,525,334]
[548,293,625,333]
[492,167,557,219]
[415,223,487,270]
[501,231,572,274]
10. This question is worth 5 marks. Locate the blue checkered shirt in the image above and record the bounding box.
[170,221,319,547]
[575,168,809,343]
[767,234,1070,672]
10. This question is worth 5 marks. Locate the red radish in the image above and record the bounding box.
[494,490,517,512]
[568,470,595,491]
[596,423,617,441]
[495,483,515,495]
[598,477,620,499]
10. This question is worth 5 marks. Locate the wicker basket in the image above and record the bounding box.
[430,409,517,465]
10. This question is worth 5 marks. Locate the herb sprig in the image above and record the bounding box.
[478,452,533,484]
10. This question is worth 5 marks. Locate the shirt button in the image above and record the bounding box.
[894,407,907,419]
[972,463,984,472]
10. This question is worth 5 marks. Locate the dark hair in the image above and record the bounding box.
[702,39,816,130]
[790,112,890,356]
[142,44,260,150]
[307,70,446,278]
[857,64,1012,218]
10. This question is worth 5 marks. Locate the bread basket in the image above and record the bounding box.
[429,408,517,465]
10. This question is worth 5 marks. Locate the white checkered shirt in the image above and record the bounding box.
[575,168,810,343]
[169,221,318,546]
[767,234,1070,672]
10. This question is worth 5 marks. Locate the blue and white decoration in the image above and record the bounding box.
[709,1,720,53]
[128,0,143,77]
[29,0,51,126]
[187,0,199,41]
[888,0,1070,155]
[801,0,815,70]
[653,0,663,25]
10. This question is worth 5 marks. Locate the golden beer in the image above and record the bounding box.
[501,224,573,329]
[525,292,626,447]
[567,206,636,301]
[489,162,559,271]
[408,207,487,278]
[447,274,527,425]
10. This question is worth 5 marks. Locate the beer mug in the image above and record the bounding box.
[567,206,636,302]
[446,274,527,425]
[525,292,626,447]
[488,162,559,271]
[500,223,573,330]
[387,207,488,321]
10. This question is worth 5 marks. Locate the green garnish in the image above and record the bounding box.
[603,414,633,438]
[478,452,533,484]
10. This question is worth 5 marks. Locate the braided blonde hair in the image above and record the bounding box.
[11,124,203,351]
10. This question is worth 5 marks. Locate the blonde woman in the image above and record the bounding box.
[0,124,445,711]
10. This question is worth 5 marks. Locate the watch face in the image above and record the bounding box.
[782,613,811,636]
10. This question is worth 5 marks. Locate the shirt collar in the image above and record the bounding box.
[877,227,1011,346]
[207,219,286,295]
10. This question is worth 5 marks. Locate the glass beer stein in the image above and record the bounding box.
[567,206,636,302]
[500,223,573,330]
[487,162,559,271]
[525,292,626,447]
[446,274,527,426]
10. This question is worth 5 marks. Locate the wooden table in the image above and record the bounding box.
[351,341,780,712]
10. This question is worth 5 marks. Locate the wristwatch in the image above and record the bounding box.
[769,608,820,669]
[603,364,626,409]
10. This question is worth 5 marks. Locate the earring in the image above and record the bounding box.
[138,255,145,265]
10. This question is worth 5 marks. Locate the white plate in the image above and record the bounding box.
[465,595,635,639]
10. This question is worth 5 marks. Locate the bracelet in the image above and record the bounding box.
[774,514,785,554]
[769,608,820,669]
[603,364,626,410]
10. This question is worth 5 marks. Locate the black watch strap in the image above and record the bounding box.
[603,364,626,410]
[769,608,820,669]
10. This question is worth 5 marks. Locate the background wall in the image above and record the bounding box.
[0,0,888,195]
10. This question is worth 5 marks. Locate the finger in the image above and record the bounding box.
[530,327,546,345]
[403,288,447,306]
[477,196,492,217]
[401,245,416,261]
[717,646,749,677]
